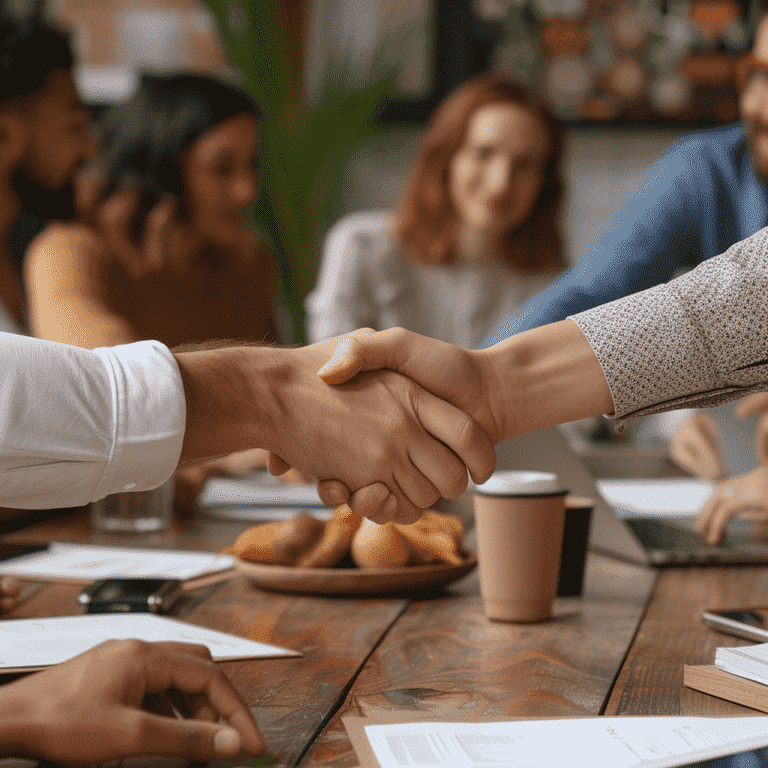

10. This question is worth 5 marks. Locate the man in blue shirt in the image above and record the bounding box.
[484,15,768,348]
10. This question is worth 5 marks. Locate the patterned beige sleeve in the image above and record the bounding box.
[570,225,768,428]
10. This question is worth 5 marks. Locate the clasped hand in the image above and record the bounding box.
[269,328,505,524]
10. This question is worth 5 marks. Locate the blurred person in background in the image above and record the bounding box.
[480,13,768,496]
[24,72,281,512]
[0,11,97,335]
[306,72,566,349]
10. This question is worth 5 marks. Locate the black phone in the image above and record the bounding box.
[0,542,49,563]
[701,607,768,642]
[77,578,184,614]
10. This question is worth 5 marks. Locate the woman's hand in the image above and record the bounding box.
[737,392,768,465]
[0,639,264,764]
[669,412,725,480]
[696,465,768,544]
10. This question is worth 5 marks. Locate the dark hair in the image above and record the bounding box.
[0,13,73,105]
[87,72,261,239]
[396,71,565,274]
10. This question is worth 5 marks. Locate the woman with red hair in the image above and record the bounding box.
[306,72,566,348]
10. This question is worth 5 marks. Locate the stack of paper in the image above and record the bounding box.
[715,642,768,686]
[596,479,716,519]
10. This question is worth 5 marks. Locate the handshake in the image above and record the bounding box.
[177,321,613,525]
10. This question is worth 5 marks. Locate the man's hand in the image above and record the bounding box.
[669,413,725,480]
[696,466,768,544]
[0,639,264,764]
[269,328,504,521]
[176,335,497,525]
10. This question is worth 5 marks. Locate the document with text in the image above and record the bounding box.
[344,715,768,768]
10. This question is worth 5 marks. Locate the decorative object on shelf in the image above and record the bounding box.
[475,0,758,122]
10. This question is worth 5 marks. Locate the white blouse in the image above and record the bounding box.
[306,210,560,349]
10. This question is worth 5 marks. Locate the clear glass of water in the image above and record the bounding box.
[90,478,175,533]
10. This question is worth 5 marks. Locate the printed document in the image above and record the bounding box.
[344,715,768,768]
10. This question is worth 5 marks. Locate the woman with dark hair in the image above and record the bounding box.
[25,71,277,349]
[306,72,566,349]
[23,72,280,509]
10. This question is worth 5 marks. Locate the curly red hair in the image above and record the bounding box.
[396,72,566,273]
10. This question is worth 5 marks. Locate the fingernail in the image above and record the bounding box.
[214,728,240,755]
[1,577,17,591]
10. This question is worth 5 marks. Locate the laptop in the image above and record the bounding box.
[494,415,768,568]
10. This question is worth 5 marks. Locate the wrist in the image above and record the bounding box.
[482,320,614,439]
[175,345,283,463]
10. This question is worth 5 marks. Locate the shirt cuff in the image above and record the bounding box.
[91,340,185,500]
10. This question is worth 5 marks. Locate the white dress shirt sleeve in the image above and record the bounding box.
[0,334,185,509]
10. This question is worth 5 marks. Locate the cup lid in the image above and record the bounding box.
[473,470,565,497]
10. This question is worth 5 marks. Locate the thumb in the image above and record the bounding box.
[132,715,255,760]
[317,337,367,385]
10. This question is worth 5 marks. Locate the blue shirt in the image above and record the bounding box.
[482,123,768,347]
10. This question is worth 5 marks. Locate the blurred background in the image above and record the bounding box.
[4,0,759,339]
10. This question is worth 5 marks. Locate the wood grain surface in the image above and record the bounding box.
[603,565,768,717]
[300,553,656,768]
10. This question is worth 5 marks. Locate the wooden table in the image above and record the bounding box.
[0,505,658,768]
[4,503,768,768]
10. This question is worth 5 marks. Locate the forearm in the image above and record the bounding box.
[482,319,614,440]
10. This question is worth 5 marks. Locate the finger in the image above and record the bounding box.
[143,649,263,755]
[391,459,441,512]
[0,576,21,598]
[696,497,722,543]
[0,596,18,612]
[414,388,496,485]
[347,485,398,523]
[127,710,252,759]
[407,438,468,500]
[707,500,752,545]
[268,453,291,476]
[737,393,768,418]
[316,479,353,507]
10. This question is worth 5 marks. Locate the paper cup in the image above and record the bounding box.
[473,471,567,623]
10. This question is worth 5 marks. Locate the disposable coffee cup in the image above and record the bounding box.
[90,477,175,533]
[473,471,567,623]
[556,496,595,597]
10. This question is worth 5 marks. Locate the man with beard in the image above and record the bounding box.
[484,15,768,349]
[0,12,98,333]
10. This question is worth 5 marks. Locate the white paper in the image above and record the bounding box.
[597,479,716,519]
[198,470,326,509]
[362,717,768,768]
[716,642,768,686]
[0,613,297,669]
[0,542,235,581]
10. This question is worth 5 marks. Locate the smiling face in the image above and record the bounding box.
[182,113,259,248]
[448,102,550,237]
[13,69,99,219]
[741,16,768,183]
